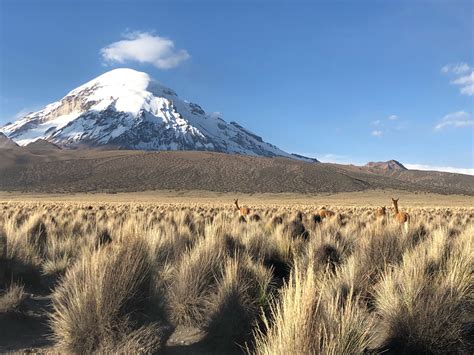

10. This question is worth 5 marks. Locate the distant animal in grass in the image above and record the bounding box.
[376,206,386,218]
[317,207,335,220]
[392,198,410,232]
[234,199,250,217]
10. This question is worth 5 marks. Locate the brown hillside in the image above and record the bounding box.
[0,149,472,195]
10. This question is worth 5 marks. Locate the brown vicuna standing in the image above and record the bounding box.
[392,198,409,232]
[234,199,250,217]
[317,207,335,220]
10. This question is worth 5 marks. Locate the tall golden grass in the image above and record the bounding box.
[0,201,472,353]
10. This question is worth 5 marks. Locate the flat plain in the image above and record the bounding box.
[0,191,472,353]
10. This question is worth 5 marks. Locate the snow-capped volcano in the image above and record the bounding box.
[1,68,298,159]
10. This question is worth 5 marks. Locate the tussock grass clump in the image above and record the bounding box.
[250,214,261,222]
[96,228,112,248]
[205,256,273,346]
[374,226,473,354]
[284,220,309,240]
[253,263,375,354]
[167,235,227,326]
[238,215,247,223]
[26,217,48,256]
[0,283,26,314]
[98,324,166,354]
[50,237,163,353]
[357,226,406,283]
[270,215,283,228]
[311,213,322,224]
[313,243,341,273]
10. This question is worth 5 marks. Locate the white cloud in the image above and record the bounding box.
[292,153,356,165]
[434,111,473,130]
[441,62,470,74]
[6,106,42,123]
[451,72,474,85]
[450,72,474,96]
[101,31,190,69]
[369,115,400,136]
[460,84,474,96]
[405,163,474,176]
[442,63,474,96]
[13,108,34,120]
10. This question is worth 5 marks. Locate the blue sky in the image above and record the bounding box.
[0,0,472,172]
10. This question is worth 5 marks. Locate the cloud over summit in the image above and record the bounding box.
[101,31,190,69]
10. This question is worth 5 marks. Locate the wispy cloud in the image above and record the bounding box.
[442,62,473,96]
[405,163,474,176]
[434,111,473,131]
[13,108,34,120]
[7,106,42,122]
[101,31,190,69]
[451,72,474,96]
[369,114,400,137]
[441,62,470,74]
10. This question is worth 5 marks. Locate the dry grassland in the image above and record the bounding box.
[0,196,472,354]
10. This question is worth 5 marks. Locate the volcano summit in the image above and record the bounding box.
[1,68,300,159]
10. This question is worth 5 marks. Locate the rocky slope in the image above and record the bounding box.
[365,160,407,170]
[0,133,18,149]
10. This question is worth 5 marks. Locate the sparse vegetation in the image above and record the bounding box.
[0,200,472,353]
[0,283,26,314]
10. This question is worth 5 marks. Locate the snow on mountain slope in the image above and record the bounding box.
[1,68,300,159]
